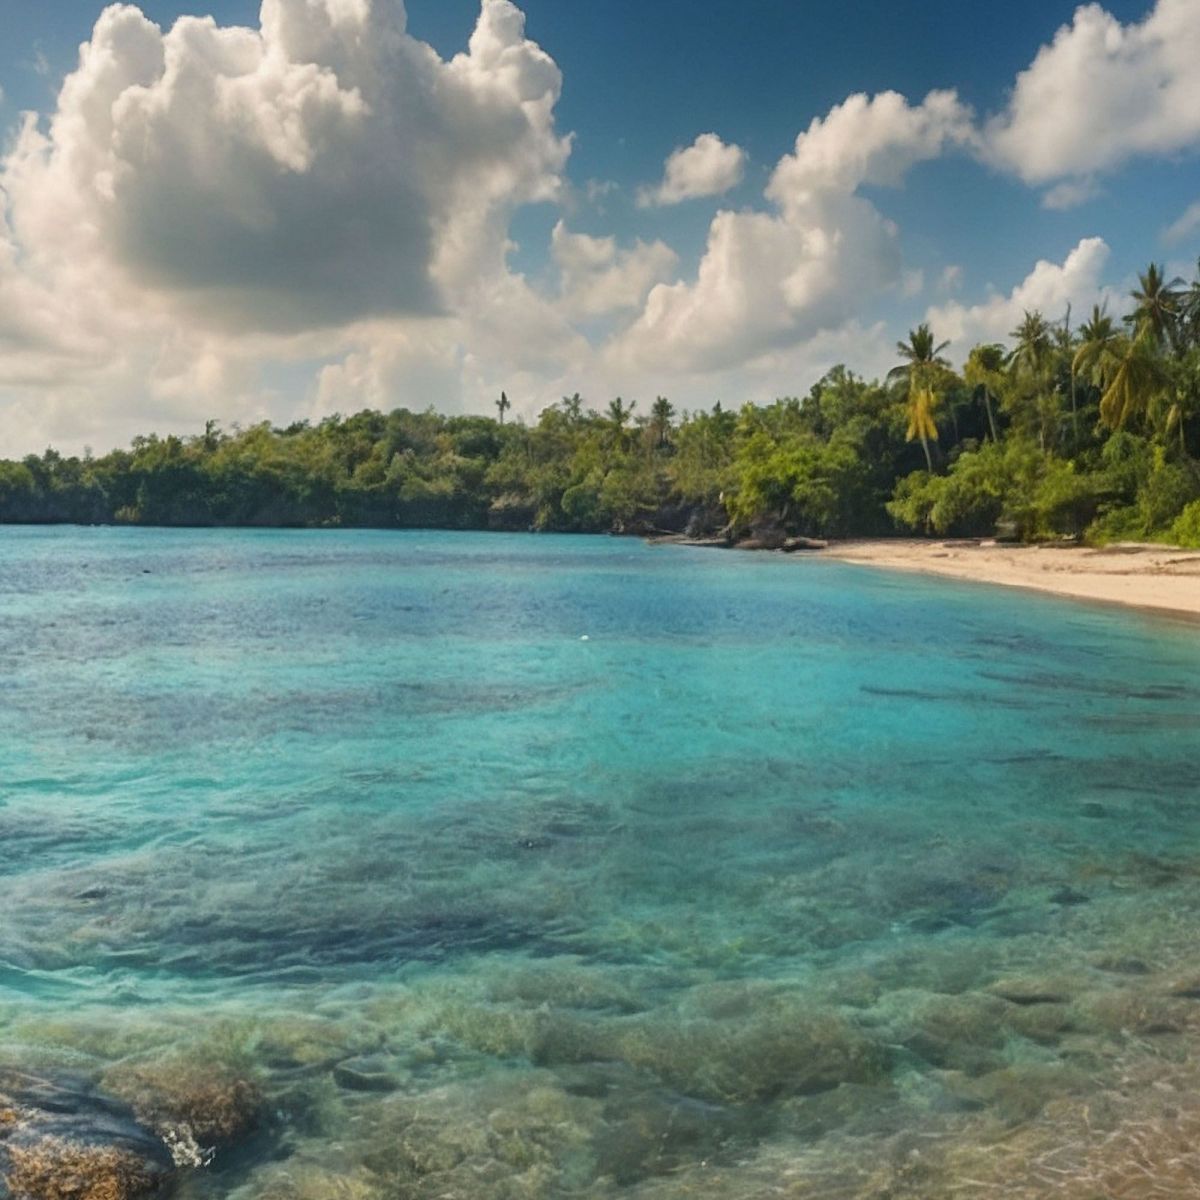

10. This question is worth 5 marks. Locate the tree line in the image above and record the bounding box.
[2,260,1199,547]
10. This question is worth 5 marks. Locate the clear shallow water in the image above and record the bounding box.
[2,527,1200,1197]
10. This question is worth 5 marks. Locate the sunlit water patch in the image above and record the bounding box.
[2,527,1199,1198]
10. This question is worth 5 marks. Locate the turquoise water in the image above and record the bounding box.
[2,527,1200,1197]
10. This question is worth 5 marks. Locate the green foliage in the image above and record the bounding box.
[1171,500,1200,547]
[888,439,1103,540]
[5,256,1200,542]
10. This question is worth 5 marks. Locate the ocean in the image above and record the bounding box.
[2,526,1199,1197]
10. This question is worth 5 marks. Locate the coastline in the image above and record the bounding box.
[816,539,1200,623]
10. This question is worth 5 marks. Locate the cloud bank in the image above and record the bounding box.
[0,0,1195,454]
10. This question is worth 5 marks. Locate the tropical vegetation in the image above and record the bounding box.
[3,260,1200,547]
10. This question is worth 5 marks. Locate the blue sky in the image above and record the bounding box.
[1,0,1198,453]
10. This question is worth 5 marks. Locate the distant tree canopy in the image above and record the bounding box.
[4,259,1200,547]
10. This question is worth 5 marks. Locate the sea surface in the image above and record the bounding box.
[2,527,1200,1198]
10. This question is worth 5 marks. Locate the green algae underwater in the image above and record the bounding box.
[2,526,1200,1199]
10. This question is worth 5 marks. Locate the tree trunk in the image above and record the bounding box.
[920,435,933,473]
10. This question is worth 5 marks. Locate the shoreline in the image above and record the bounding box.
[815,538,1200,624]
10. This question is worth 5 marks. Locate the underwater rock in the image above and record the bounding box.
[988,976,1075,1006]
[332,1056,407,1094]
[102,1059,263,1155]
[947,1063,1089,1124]
[590,1089,749,1185]
[1004,1000,1075,1044]
[613,1006,889,1103]
[1166,973,1200,999]
[873,990,1009,1074]
[1075,988,1190,1036]
[0,1069,174,1199]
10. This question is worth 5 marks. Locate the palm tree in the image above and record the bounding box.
[1007,310,1054,382]
[1059,303,1080,445]
[649,396,675,450]
[606,397,636,451]
[1099,333,1168,431]
[1178,259,1200,352]
[889,324,950,472]
[1007,310,1064,449]
[963,343,1005,442]
[905,387,941,472]
[1072,305,1122,390]
[496,391,511,425]
[560,393,584,424]
[1129,263,1183,352]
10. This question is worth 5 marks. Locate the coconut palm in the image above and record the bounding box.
[1099,333,1168,431]
[1072,305,1122,389]
[649,396,675,450]
[1129,263,1183,352]
[963,343,1005,442]
[606,397,636,451]
[1178,259,1200,352]
[1161,351,1200,457]
[496,391,511,425]
[1007,311,1054,382]
[889,324,950,472]
[889,324,951,386]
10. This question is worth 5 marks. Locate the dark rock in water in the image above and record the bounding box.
[1079,801,1111,819]
[331,1056,406,1094]
[988,977,1073,1006]
[734,523,787,551]
[0,1068,174,1199]
[1049,886,1091,907]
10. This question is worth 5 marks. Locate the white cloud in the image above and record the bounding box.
[925,237,1115,356]
[5,1,1193,458]
[1041,179,1101,211]
[0,0,576,451]
[1164,200,1200,245]
[985,0,1200,188]
[616,91,973,374]
[638,133,746,207]
[767,89,975,203]
[939,264,964,293]
[551,221,677,317]
[2,0,569,334]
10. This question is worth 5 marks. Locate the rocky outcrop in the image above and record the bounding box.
[0,1069,174,1200]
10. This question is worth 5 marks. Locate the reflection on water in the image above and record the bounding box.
[1,527,1199,1197]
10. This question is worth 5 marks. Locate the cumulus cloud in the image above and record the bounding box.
[551,221,677,317]
[767,90,975,202]
[985,0,1200,192]
[2,0,569,333]
[925,237,1115,355]
[616,91,973,373]
[638,133,745,207]
[0,0,579,451]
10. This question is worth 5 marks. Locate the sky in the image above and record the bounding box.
[1,0,1199,455]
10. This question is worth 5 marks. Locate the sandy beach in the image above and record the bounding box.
[820,539,1200,622]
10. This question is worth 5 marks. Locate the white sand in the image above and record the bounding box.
[820,539,1200,622]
